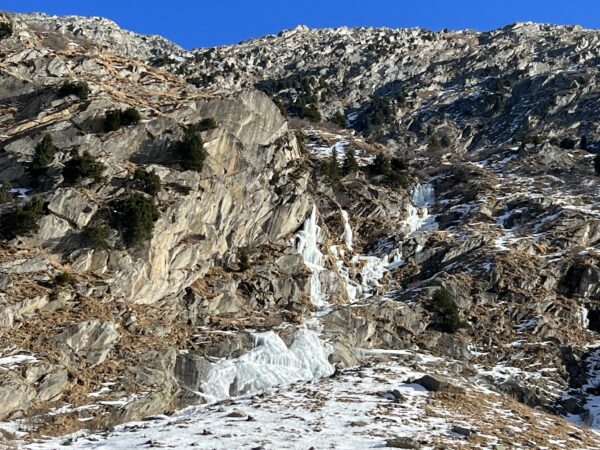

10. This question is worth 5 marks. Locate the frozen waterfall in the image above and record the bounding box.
[334,211,394,301]
[200,328,334,402]
[411,183,435,208]
[404,183,437,236]
[341,210,353,250]
[198,205,336,404]
[295,205,326,307]
[578,306,590,329]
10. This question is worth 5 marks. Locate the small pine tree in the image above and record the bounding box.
[440,134,452,148]
[0,182,12,204]
[371,154,391,175]
[0,197,44,240]
[32,135,57,170]
[272,97,287,117]
[238,249,251,271]
[427,288,465,333]
[81,221,111,250]
[295,131,308,155]
[390,158,408,172]
[63,151,105,184]
[560,138,576,150]
[354,96,394,133]
[342,147,359,175]
[111,193,160,248]
[177,130,206,172]
[386,157,409,189]
[190,118,217,133]
[428,135,442,151]
[322,148,341,186]
[332,111,348,128]
[104,110,122,132]
[303,104,322,123]
[54,271,73,286]
[131,169,161,196]
[58,81,89,100]
[120,107,141,126]
[386,171,408,189]
[581,135,589,151]
[0,21,13,40]
[104,108,140,132]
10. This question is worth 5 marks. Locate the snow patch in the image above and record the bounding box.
[9,188,30,199]
[0,354,37,369]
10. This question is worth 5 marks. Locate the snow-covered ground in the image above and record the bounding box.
[21,351,597,449]
[22,357,451,450]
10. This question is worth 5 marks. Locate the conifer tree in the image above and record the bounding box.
[342,147,359,175]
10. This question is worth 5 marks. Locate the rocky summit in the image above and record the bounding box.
[0,10,599,449]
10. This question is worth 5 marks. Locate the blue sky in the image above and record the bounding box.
[3,0,600,49]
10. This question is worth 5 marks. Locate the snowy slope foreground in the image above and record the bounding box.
[23,352,600,449]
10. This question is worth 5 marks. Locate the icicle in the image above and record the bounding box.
[341,210,353,250]
[295,205,326,307]
[578,306,590,329]
[411,184,435,207]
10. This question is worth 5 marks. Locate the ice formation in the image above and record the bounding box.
[333,184,437,303]
[341,210,353,250]
[403,183,437,236]
[200,328,334,402]
[411,183,435,208]
[195,206,335,403]
[578,306,590,329]
[295,205,327,307]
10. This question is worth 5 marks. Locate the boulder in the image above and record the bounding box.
[108,391,174,426]
[130,348,177,389]
[36,370,69,402]
[452,425,475,437]
[0,274,12,290]
[0,374,34,419]
[412,374,454,392]
[0,255,52,274]
[561,263,600,299]
[56,320,120,366]
[174,353,213,393]
[421,333,473,362]
[47,188,97,228]
[34,214,72,245]
[195,90,288,150]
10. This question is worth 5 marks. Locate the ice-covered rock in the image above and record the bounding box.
[403,183,437,236]
[341,209,353,250]
[200,328,334,401]
[295,205,327,307]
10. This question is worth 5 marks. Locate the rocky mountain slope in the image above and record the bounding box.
[0,11,599,449]
[178,22,600,151]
